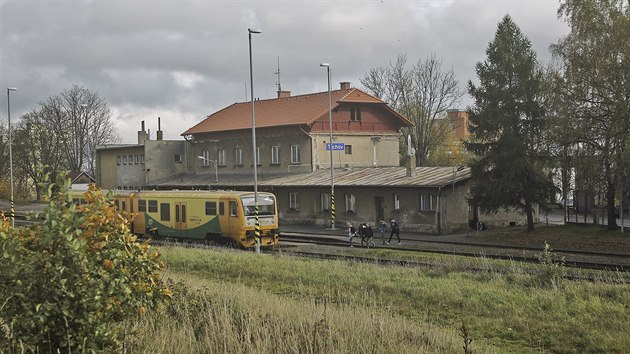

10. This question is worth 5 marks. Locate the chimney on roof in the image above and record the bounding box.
[277,90,291,98]
[138,120,149,145]
[156,116,163,141]
[340,82,351,90]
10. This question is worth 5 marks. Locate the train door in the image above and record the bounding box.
[228,199,239,237]
[175,202,188,238]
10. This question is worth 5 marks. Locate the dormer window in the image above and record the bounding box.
[350,107,362,121]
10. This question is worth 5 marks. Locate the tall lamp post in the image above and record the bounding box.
[197,156,218,183]
[6,87,17,227]
[248,28,262,253]
[320,63,335,230]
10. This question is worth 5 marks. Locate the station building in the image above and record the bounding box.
[96,83,532,233]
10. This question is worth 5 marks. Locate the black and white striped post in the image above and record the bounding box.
[248,28,262,253]
[7,87,17,227]
[320,63,336,230]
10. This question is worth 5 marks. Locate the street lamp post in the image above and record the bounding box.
[6,87,17,227]
[197,156,218,183]
[320,63,335,230]
[248,28,262,253]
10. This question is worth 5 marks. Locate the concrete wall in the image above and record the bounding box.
[145,140,188,183]
[310,133,400,169]
[95,146,145,190]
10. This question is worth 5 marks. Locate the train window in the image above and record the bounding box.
[122,201,127,211]
[114,200,120,210]
[160,203,170,221]
[148,200,158,213]
[219,202,225,215]
[175,205,180,222]
[138,199,146,212]
[205,201,217,215]
[181,205,186,221]
[230,201,237,217]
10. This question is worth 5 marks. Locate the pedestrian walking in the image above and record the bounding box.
[359,223,374,248]
[347,222,356,247]
[378,220,388,245]
[387,219,401,245]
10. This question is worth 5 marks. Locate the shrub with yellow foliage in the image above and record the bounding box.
[0,180,170,352]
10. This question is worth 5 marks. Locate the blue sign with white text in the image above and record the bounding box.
[326,143,345,151]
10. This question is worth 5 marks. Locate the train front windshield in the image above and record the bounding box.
[241,195,276,216]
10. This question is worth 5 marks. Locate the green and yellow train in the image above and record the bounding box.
[71,189,279,248]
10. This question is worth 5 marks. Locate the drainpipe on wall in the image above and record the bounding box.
[437,186,443,234]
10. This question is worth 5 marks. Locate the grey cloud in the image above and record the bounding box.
[1,0,567,144]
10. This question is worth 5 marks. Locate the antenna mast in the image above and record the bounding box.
[275,56,281,91]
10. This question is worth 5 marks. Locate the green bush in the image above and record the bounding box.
[0,181,170,352]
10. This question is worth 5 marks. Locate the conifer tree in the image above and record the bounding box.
[466,15,556,232]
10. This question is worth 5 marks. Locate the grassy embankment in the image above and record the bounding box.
[123,242,630,353]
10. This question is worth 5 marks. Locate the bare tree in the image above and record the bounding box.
[361,54,463,165]
[40,85,119,176]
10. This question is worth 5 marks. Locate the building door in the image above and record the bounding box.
[375,197,384,223]
[175,202,187,238]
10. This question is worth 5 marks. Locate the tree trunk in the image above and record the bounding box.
[607,180,618,230]
[525,202,535,232]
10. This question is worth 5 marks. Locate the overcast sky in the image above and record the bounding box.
[1,0,569,144]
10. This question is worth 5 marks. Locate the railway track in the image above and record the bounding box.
[279,232,630,272]
[7,211,629,275]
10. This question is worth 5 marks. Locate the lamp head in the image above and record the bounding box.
[7,87,17,92]
[197,156,205,160]
[320,63,330,67]
[248,28,262,34]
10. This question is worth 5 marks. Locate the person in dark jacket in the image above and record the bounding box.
[359,223,374,248]
[347,222,356,247]
[387,219,401,245]
[378,220,388,245]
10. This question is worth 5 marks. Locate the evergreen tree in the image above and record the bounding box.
[466,15,556,232]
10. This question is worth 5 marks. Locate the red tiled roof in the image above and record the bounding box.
[182,88,412,136]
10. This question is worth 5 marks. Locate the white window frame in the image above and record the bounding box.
[271,146,280,164]
[321,193,331,212]
[201,150,210,166]
[290,145,300,164]
[235,147,243,165]
[140,154,145,164]
[256,147,261,166]
[394,193,400,210]
[218,148,226,166]
[289,192,298,210]
[345,193,356,213]
[420,194,426,210]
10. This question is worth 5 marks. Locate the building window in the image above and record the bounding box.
[117,156,121,165]
[345,193,356,213]
[205,201,217,215]
[256,147,261,166]
[234,147,243,165]
[345,145,352,155]
[289,192,298,210]
[141,154,145,164]
[321,193,331,212]
[271,146,280,164]
[290,145,300,164]
[138,199,146,212]
[394,194,400,210]
[148,200,158,213]
[135,155,139,164]
[174,154,182,163]
[128,155,133,164]
[351,107,362,121]
[420,194,436,211]
[201,150,210,166]
[218,148,226,166]
[160,203,170,221]
[123,155,128,165]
